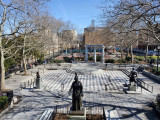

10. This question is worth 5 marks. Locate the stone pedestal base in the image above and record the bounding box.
[68,108,86,120]
[128,85,136,91]
[36,78,41,89]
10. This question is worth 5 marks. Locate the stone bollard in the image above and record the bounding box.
[20,84,23,89]
[24,82,26,89]
[31,79,32,85]
[28,80,30,86]
[30,83,32,89]
[61,82,64,92]
[33,82,35,88]
[36,78,41,89]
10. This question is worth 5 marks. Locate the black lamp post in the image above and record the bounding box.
[155,46,160,73]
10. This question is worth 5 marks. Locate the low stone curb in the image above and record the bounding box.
[142,70,160,82]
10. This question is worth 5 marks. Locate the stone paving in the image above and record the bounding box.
[1,63,160,120]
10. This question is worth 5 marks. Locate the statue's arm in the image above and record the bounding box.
[135,73,137,77]
[81,82,83,96]
[69,83,73,92]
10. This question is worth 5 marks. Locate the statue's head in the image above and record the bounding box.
[75,72,77,76]
[74,72,78,82]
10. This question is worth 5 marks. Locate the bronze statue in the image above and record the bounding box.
[129,68,137,84]
[36,72,41,89]
[36,72,40,79]
[69,72,83,111]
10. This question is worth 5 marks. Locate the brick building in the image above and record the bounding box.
[84,24,116,54]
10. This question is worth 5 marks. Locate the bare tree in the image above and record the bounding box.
[99,0,160,41]
[0,0,48,91]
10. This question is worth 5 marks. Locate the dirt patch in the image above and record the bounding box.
[86,114,104,120]
[53,113,104,120]
[54,113,69,120]
[0,102,8,113]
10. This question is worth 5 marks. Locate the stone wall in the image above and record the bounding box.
[142,70,160,82]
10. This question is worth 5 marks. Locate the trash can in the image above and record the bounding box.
[6,90,13,104]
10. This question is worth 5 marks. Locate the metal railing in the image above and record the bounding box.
[20,78,36,89]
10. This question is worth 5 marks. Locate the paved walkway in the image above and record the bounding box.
[5,65,47,95]
[1,63,160,120]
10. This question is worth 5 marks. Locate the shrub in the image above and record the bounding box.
[88,56,101,61]
[105,59,115,63]
[63,57,71,63]
[125,56,131,61]
[37,59,43,64]
[134,59,139,64]
[152,66,160,75]
[156,71,160,75]
[135,56,145,61]
[152,67,157,73]
[50,59,63,63]
[147,56,157,63]
[0,96,8,108]
[151,57,156,63]
[96,56,101,62]
[4,58,17,71]
[88,56,93,61]
[116,59,126,63]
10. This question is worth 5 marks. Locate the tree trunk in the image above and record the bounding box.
[0,26,5,91]
[127,48,129,56]
[145,33,149,63]
[23,35,27,75]
[49,47,51,58]
[120,45,123,58]
[145,43,148,63]
[53,45,54,58]
[130,44,133,64]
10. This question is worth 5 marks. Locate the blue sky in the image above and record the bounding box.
[47,0,101,33]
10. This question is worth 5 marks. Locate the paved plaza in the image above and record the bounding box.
[1,63,160,120]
